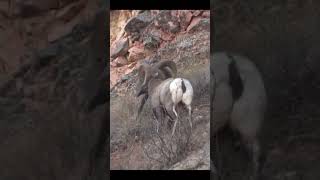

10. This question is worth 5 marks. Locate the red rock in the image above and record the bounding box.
[124,11,153,34]
[150,10,160,16]
[114,28,125,42]
[170,10,179,17]
[110,69,119,87]
[187,17,209,32]
[128,45,145,62]
[193,10,201,16]
[185,11,193,23]
[187,17,201,31]
[127,62,137,69]
[110,10,133,45]
[178,10,193,31]
[153,10,180,33]
[132,41,144,47]
[110,37,129,59]
[110,60,117,67]
[114,56,128,67]
[202,11,210,18]
[160,30,174,41]
[134,61,142,69]
[125,64,135,74]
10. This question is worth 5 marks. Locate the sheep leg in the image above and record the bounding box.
[186,104,193,130]
[163,104,175,121]
[171,104,179,136]
[136,94,148,125]
[166,109,175,121]
[164,108,175,130]
[162,103,175,130]
[152,108,162,134]
[244,137,260,180]
[171,117,178,136]
[172,104,178,118]
[158,107,165,133]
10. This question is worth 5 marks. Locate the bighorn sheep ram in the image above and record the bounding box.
[211,52,267,179]
[136,60,194,136]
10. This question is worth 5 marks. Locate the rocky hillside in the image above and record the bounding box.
[110,10,210,92]
[0,1,108,179]
[213,0,320,179]
[110,10,210,170]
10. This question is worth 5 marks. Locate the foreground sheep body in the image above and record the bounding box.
[211,52,267,179]
[136,60,193,136]
[169,78,193,135]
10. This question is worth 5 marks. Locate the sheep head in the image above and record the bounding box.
[153,60,177,79]
[136,60,177,97]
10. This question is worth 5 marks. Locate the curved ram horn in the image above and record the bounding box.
[136,63,151,97]
[153,60,177,79]
[137,63,151,87]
